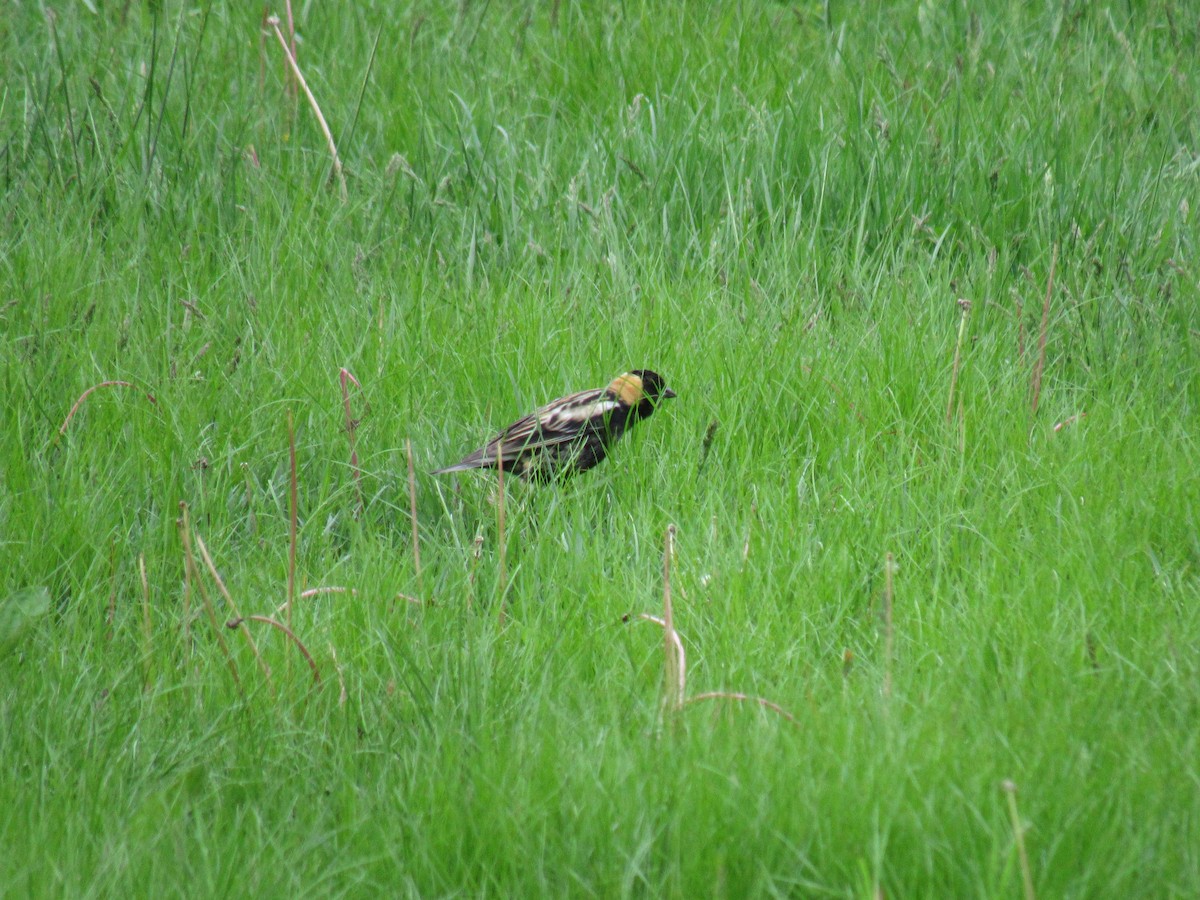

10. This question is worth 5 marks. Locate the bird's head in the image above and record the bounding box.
[609,369,676,419]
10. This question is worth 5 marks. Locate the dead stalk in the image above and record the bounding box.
[138,553,152,687]
[287,409,298,664]
[105,539,117,641]
[340,368,364,518]
[274,586,355,615]
[58,380,157,436]
[1014,295,1026,363]
[496,455,507,626]
[195,532,273,689]
[684,692,802,727]
[635,613,686,713]
[742,502,756,563]
[1030,244,1058,419]
[329,641,347,706]
[406,438,423,593]
[265,15,348,202]
[283,0,297,100]
[226,615,321,687]
[240,462,258,536]
[1053,412,1086,432]
[663,524,685,714]
[801,365,869,424]
[178,502,242,691]
[883,553,895,699]
[1003,780,1037,900]
[468,534,484,610]
[946,298,972,424]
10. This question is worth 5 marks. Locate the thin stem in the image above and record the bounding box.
[227,615,321,687]
[178,502,241,692]
[883,553,895,699]
[407,438,422,594]
[1003,780,1037,900]
[287,409,298,666]
[58,381,158,436]
[496,455,507,626]
[266,16,348,202]
[1030,244,1058,419]
[946,298,971,424]
[340,368,364,518]
[195,532,273,690]
[663,524,684,713]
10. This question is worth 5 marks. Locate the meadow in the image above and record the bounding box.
[2,2,1198,896]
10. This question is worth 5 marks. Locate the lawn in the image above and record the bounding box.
[2,2,1198,896]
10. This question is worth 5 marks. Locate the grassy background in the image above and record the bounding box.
[2,1,1198,896]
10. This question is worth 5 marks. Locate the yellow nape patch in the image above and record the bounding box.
[607,372,644,406]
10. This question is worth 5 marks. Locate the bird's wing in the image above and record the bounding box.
[435,388,619,472]
[489,388,615,452]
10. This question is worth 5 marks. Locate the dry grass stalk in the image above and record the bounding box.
[635,614,686,713]
[287,409,298,659]
[57,380,157,437]
[496,453,507,626]
[265,15,348,202]
[195,532,273,690]
[406,438,423,593]
[329,641,347,706]
[1003,779,1037,900]
[178,502,241,691]
[240,462,258,537]
[138,553,152,685]
[683,692,801,727]
[632,614,802,728]
[282,0,297,100]
[662,524,685,714]
[274,586,357,615]
[946,298,972,424]
[468,534,484,610]
[1014,294,1026,363]
[1053,412,1086,432]
[339,368,365,518]
[1030,244,1058,419]
[801,364,868,424]
[105,539,117,641]
[883,553,895,699]
[226,615,321,687]
[742,501,756,562]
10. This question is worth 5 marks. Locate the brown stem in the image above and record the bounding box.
[662,524,684,713]
[883,553,895,699]
[226,615,321,687]
[178,502,242,691]
[406,438,422,592]
[496,453,507,626]
[1003,780,1037,900]
[195,532,273,689]
[265,15,348,202]
[340,368,364,519]
[946,298,971,424]
[287,409,298,662]
[1030,244,1058,419]
[138,553,152,685]
[58,380,157,436]
[684,692,802,727]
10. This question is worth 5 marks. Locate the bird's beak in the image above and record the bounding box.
[663,387,677,400]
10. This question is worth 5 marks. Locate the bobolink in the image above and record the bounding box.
[433,369,676,483]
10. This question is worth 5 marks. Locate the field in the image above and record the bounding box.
[2,2,1198,896]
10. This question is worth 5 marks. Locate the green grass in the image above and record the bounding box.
[2,1,1198,896]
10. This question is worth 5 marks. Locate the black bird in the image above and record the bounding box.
[433,369,676,483]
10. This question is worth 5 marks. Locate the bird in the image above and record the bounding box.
[433,369,676,483]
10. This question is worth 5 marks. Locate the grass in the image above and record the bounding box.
[2,1,1198,896]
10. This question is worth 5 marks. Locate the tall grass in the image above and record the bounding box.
[2,2,1198,896]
